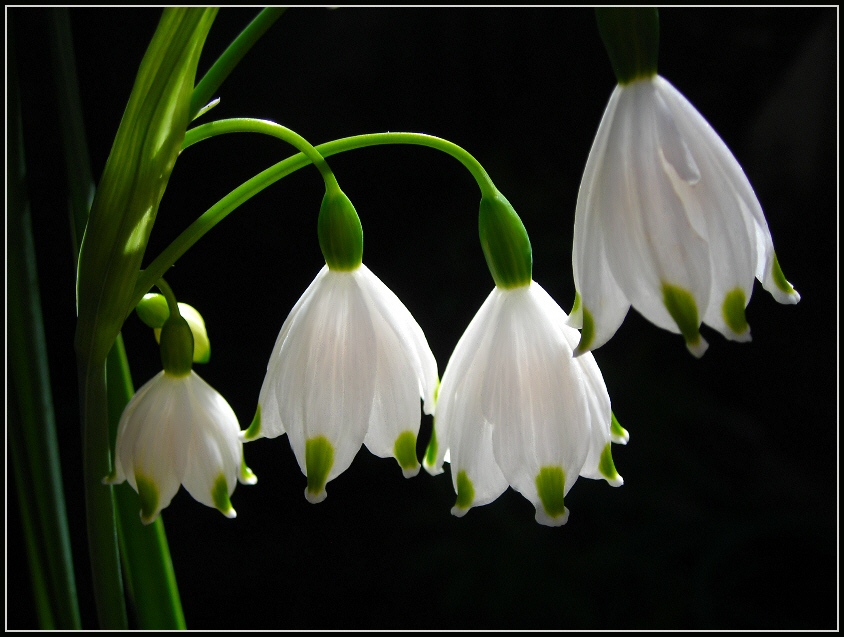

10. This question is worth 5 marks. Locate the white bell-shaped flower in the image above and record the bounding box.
[105,370,256,524]
[423,280,626,527]
[250,263,439,503]
[569,74,801,357]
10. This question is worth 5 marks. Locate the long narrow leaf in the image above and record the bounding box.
[8,21,82,628]
[48,9,187,628]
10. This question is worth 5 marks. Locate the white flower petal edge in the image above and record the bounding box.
[570,75,800,357]
[255,264,438,502]
[427,281,624,527]
[105,370,252,524]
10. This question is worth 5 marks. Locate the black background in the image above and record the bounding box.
[8,7,838,630]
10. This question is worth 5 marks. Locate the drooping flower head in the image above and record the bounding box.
[569,9,800,357]
[106,302,255,523]
[247,187,438,503]
[425,192,626,526]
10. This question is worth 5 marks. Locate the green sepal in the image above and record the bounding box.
[318,188,363,271]
[595,8,659,85]
[159,314,193,377]
[478,191,532,289]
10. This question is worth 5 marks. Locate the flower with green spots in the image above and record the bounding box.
[104,369,256,524]
[423,280,626,527]
[250,263,438,503]
[569,74,800,358]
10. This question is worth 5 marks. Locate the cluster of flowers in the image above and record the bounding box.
[106,35,799,528]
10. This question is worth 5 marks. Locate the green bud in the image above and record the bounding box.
[136,293,170,328]
[318,188,363,271]
[596,8,659,85]
[478,191,532,289]
[159,313,194,377]
[137,293,211,363]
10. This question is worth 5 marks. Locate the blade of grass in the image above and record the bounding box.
[8,20,82,628]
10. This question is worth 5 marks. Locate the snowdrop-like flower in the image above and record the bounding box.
[105,298,255,524]
[246,188,438,503]
[424,191,626,526]
[570,8,800,357]
[424,281,626,527]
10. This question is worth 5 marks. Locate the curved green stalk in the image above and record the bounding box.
[154,278,181,318]
[189,8,286,121]
[185,118,340,191]
[133,132,498,305]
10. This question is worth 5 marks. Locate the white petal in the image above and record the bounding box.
[571,84,631,353]
[257,266,330,439]
[362,299,423,476]
[483,285,591,511]
[123,374,190,522]
[575,352,622,486]
[655,76,757,341]
[601,79,712,336]
[425,287,500,476]
[437,290,509,511]
[357,265,439,414]
[106,370,160,485]
[180,372,241,516]
[274,269,376,492]
[653,76,800,307]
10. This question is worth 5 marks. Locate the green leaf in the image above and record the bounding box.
[8,21,81,627]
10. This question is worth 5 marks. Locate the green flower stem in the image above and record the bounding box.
[184,118,340,192]
[189,8,286,121]
[133,132,498,304]
[155,278,182,319]
[78,357,128,628]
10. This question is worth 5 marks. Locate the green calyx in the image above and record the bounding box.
[596,8,659,85]
[318,187,363,271]
[478,191,532,289]
[159,313,194,377]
